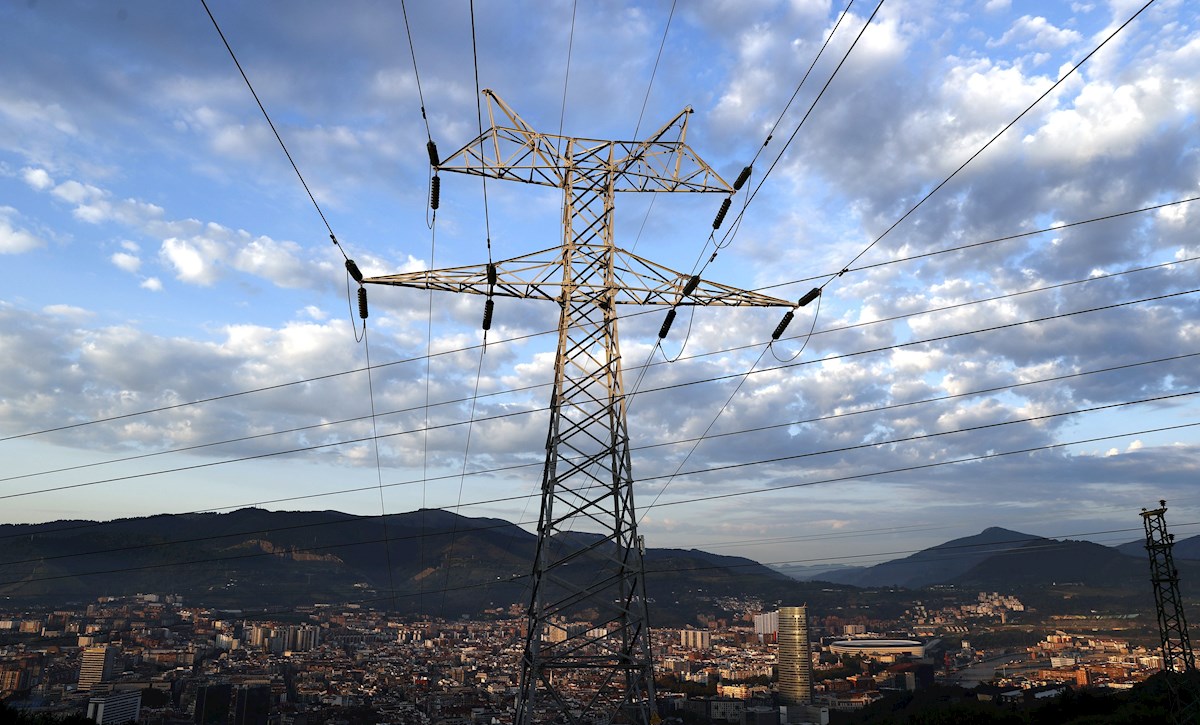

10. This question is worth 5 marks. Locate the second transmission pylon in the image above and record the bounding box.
[365,91,793,725]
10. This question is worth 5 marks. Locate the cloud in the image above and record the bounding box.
[21,167,53,190]
[0,96,77,137]
[42,304,93,322]
[231,236,312,289]
[160,236,223,286]
[21,170,350,294]
[51,179,104,205]
[0,207,44,254]
[0,1,1198,562]
[990,16,1084,49]
[110,251,141,273]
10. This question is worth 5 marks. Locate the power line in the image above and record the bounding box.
[555,0,578,142]
[16,389,1187,571]
[363,327,400,612]
[4,286,1194,501]
[747,1,855,171]
[641,390,1198,488]
[625,0,679,254]
[820,0,1157,289]
[631,0,677,140]
[5,195,1189,446]
[635,351,1200,455]
[4,494,1196,592]
[0,324,556,444]
[7,347,1190,547]
[642,287,1200,399]
[4,385,1192,539]
[754,196,1200,293]
[0,519,939,569]
[197,0,340,247]
[4,267,1190,578]
[399,0,433,142]
[830,197,1200,280]
[637,343,774,522]
[436,0,501,617]
[697,0,876,275]
[33,2,1175,614]
[0,476,1185,582]
[648,420,1200,509]
[779,256,1196,344]
[439,342,492,616]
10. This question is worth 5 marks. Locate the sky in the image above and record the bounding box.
[1,0,1198,574]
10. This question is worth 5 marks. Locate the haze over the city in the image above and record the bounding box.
[1,0,1198,569]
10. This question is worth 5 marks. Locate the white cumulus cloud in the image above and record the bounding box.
[991,15,1083,49]
[160,237,224,286]
[0,207,44,254]
[110,251,141,273]
[21,167,54,190]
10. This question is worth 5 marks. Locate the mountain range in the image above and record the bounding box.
[0,507,799,623]
[1,509,1193,620]
[787,526,1200,593]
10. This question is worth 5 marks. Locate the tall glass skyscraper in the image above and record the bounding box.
[777,606,812,705]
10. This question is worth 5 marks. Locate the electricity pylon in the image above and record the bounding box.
[1141,500,1199,725]
[364,90,793,725]
[1143,500,1195,673]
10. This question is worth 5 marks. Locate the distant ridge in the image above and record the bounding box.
[0,507,792,621]
[953,537,1147,589]
[4,511,1193,616]
[818,527,1046,588]
[1117,534,1200,561]
[769,562,863,581]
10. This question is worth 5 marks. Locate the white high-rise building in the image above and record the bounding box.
[86,689,140,725]
[754,611,779,640]
[777,606,812,706]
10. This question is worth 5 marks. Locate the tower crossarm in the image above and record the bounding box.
[434,90,733,193]
[362,245,793,308]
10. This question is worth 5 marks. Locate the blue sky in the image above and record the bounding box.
[1,0,1198,570]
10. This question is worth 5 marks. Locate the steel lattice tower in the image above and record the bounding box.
[365,91,792,725]
[1142,500,1195,673]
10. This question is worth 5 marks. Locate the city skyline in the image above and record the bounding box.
[0,589,1176,722]
[1,1,1198,571]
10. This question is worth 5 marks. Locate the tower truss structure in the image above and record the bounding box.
[365,91,792,725]
[1142,500,1195,673]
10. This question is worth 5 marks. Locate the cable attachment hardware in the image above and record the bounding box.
[733,165,752,191]
[682,274,701,297]
[357,287,369,319]
[657,308,677,340]
[798,287,821,307]
[426,139,439,167]
[482,298,494,331]
[771,310,795,340]
[712,198,731,230]
[345,259,363,284]
[487,262,498,288]
[430,175,441,210]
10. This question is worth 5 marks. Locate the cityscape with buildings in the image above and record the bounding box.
[3,1,1200,724]
[0,586,1181,725]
